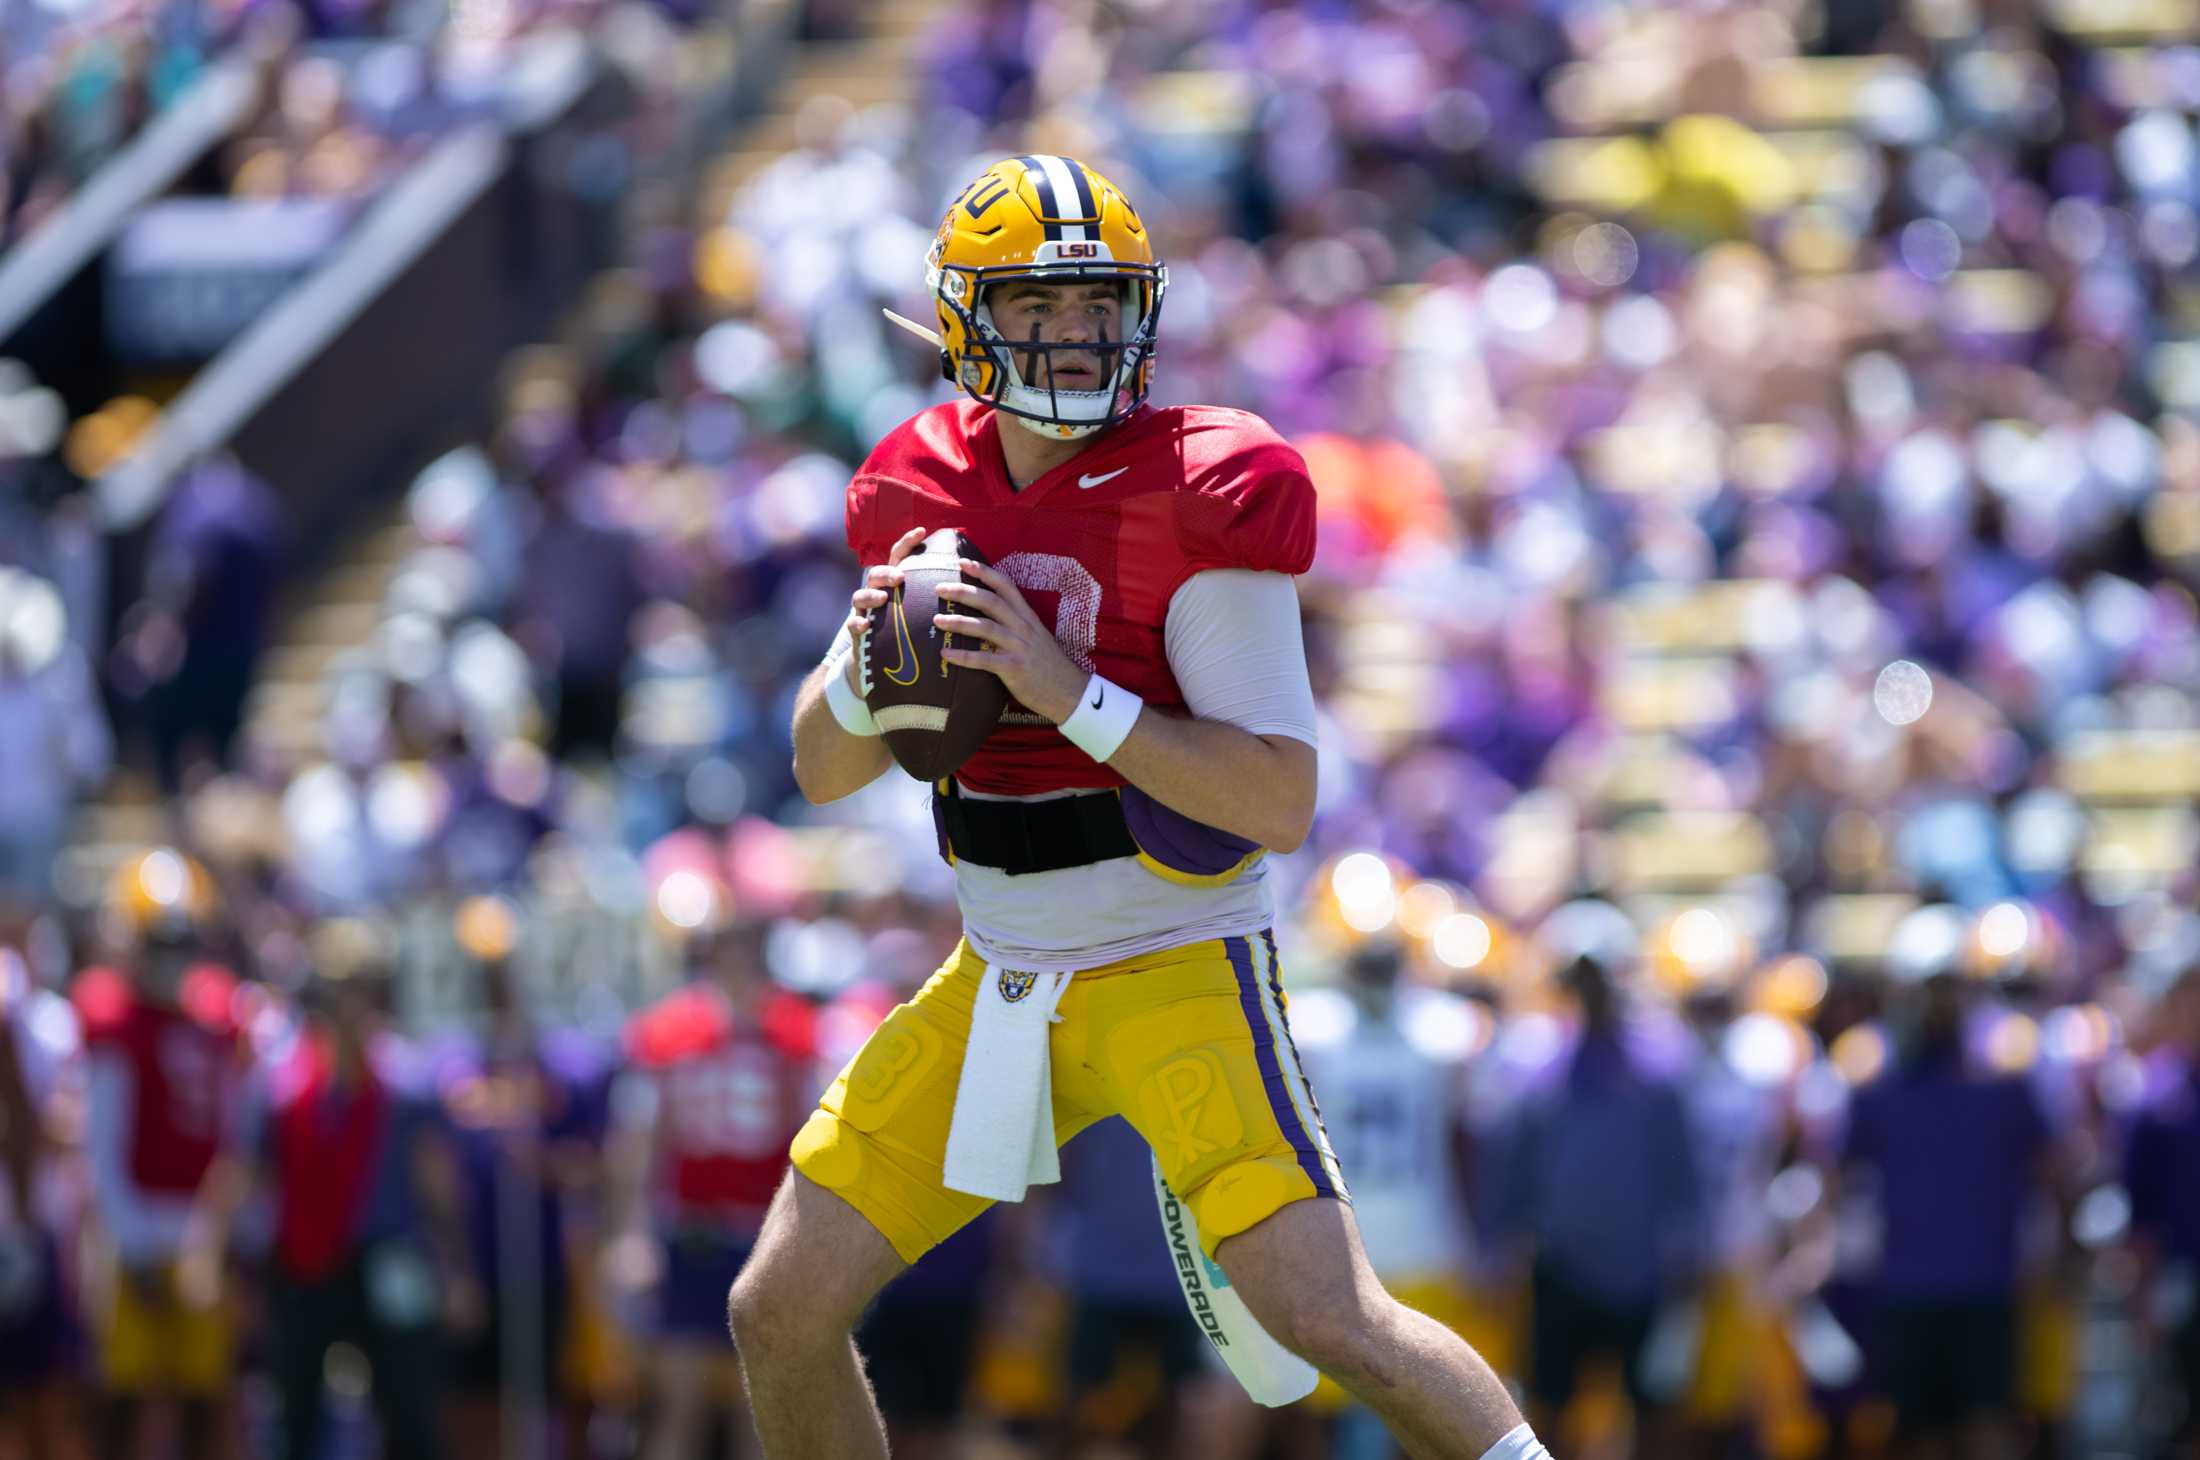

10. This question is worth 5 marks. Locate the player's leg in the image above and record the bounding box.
[642,1342,716,1460]
[644,1230,748,1460]
[268,1273,339,1460]
[444,1297,505,1459]
[168,1264,238,1460]
[1954,1299,2021,1460]
[724,1171,905,1459]
[358,1300,446,1460]
[99,1264,232,1460]
[734,941,1079,1458]
[1098,933,1531,1460]
[91,1263,155,1460]
[1215,1197,1525,1460]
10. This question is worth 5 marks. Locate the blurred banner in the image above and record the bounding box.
[104,199,357,366]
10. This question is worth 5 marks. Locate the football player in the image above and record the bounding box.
[434,914,613,1460]
[730,156,1544,1460]
[180,930,478,1460]
[77,849,246,1460]
[610,916,818,1460]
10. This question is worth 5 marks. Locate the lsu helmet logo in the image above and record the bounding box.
[998,969,1039,1003]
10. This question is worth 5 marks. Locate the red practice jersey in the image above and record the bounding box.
[625,986,818,1229]
[75,964,243,1198]
[848,400,1317,796]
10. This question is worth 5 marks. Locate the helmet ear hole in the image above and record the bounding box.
[938,350,954,383]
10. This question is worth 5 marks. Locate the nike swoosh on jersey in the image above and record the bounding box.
[1077,467,1129,489]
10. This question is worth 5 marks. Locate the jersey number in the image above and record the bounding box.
[663,1051,784,1158]
[156,1030,223,1142]
[996,552,1100,671]
[1331,1087,1419,1185]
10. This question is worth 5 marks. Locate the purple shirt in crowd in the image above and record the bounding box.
[877,1206,996,1306]
[154,457,282,661]
[517,505,645,681]
[2124,1055,2200,1267]
[1493,1029,1702,1307]
[1841,1053,2050,1301]
[430,1026,611,1300]
[1047,1117,1184,1308]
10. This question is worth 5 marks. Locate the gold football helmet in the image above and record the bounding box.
[926,155,1166,439]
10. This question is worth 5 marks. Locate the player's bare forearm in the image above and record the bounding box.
[790,660,895,804]
[1107,710,1316,853]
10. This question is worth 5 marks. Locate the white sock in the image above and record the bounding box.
[1478,1422,1554,1460]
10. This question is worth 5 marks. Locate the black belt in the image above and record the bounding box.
[934,783,1139,876]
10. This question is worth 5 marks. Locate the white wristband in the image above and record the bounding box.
[1057,673,1142,763]
[822,635,879,737]
[1478,1424,1554,1460]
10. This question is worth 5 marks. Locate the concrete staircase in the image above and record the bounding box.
[237,508,414,764]
[698,0,950,222]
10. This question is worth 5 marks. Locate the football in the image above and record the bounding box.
[865,528,1011,781]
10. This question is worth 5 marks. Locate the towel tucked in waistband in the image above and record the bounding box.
[941,963,1071,1202]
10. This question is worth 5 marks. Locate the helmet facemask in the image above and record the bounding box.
[929,248,1167,440]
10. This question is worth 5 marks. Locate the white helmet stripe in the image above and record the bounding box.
[1033,155,1090,243]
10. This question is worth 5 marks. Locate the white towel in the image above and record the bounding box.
[1152,1161,1320,1406]
[942,964,1072,1202]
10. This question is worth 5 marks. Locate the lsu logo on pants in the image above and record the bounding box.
[998,969,1039,1003]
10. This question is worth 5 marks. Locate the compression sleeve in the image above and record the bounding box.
[1163,570,1317,747]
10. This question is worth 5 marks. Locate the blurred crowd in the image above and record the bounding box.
[2,0,470,247]
[2,0,721,255]
[10,840,2200,1460]
[2,0,2200,1453]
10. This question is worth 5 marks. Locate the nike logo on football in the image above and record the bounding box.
[881,589,919,686]
[1077,467,1128,489]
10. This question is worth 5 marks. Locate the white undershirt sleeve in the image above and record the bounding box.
[1162,569,1318,747]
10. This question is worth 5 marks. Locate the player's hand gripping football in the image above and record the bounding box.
[843,526,931,692]
[935,559,1089,726]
